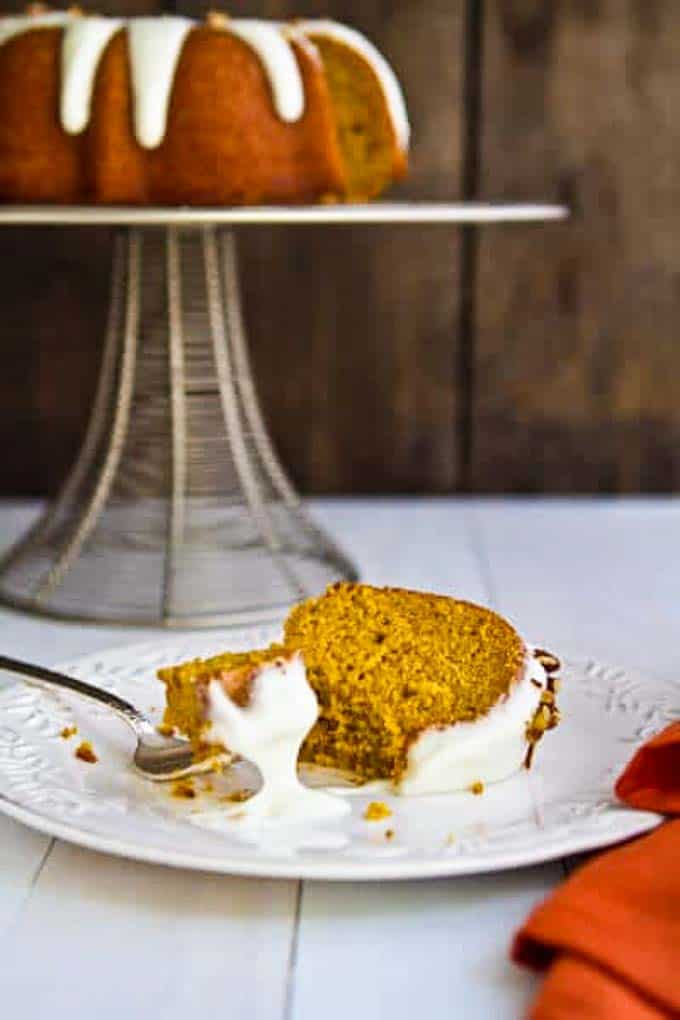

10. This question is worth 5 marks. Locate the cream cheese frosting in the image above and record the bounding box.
[61,16,123,135]
[228,20,305,123]
[205,652,349,825]
[127,17,193,149]
[0,12,409,152]
[398,650,547,796]
[0,9,69,47]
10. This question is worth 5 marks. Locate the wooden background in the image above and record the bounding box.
[1,0,678,496]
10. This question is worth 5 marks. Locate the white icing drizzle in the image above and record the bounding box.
[0,13,409,152]
[297,19,411,150]
[61,16,123,135]
[0,10,69,48]
[127,16,193,149]
[227,20,304,123]
[205,653,349,825]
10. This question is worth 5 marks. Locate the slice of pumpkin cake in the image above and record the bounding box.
[159,583,560,795]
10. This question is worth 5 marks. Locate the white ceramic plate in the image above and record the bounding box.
[0,628,674,880]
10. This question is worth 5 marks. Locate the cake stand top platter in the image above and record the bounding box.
[0,201,567,227]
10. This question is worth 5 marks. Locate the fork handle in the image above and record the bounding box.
[0,654,151,736]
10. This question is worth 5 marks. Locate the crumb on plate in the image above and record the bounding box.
[469,781,484,796]
[171,780,196,800]
[60,726,78,740]
[363,800,392,822]
[75,741,97,764]
[221,789,251,803]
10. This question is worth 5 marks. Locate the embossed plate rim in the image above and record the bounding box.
[0,791,661,881]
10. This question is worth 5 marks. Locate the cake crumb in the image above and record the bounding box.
[171,780,196,799]
[60,726,78,740]
[445,833,456,846]
[385,828,395,840]
[75,741,97,764]
[221,789,251,804]
[156,722,175,737]
[469,781,484,796]
[363,800,392,822]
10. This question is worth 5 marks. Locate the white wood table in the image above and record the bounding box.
[1,497,677,1020]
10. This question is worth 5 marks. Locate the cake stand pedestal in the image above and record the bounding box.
[0,203,566,626]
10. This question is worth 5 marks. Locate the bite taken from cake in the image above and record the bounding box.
[183,649,350,824]
[159,584,561,820]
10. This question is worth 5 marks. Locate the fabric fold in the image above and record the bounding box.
[513,721,680,1018]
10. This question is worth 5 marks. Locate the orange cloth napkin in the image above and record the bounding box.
[512,722,680,1019]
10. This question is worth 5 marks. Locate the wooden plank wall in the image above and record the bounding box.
[472,0,680,492]
[228,0,463,494]
[0,0,678,495]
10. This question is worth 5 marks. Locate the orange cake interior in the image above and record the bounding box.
[306,32,408,200]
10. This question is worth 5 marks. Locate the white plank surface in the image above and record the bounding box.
[0,819,52,935]
[469,499,680,680]
[1,498,676,1020]
[0,842,298,1020]
[292,871,552,1020]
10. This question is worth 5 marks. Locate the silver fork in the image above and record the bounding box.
[0,654,225,781]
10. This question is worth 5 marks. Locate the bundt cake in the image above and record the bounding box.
[0,8,409,205]
[159,583,561,795]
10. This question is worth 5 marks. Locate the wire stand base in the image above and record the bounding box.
[0,227,357,626]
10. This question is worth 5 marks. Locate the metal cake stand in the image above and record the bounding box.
[0,202,566,627]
